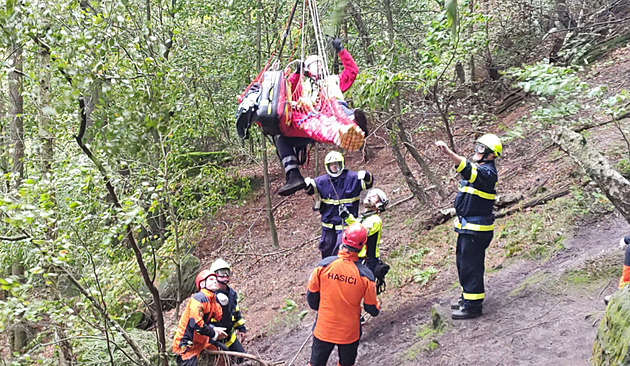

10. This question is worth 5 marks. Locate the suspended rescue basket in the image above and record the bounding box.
[235,0,365,151]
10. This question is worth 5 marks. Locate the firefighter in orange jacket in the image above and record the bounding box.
[172,270,228,366]
[306,223,380,366]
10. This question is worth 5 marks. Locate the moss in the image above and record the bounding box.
[509,272,548,297]
[592,286,630,365]
[559,255,620,294]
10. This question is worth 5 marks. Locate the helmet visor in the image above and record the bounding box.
[474,143,488,155]
[327,162,342,174]
[215,268,231,277]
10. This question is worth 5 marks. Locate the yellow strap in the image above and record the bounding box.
[458,186,495,200]
[224,331,237,347]
[462,292,485,300]
[454,221,494,232]
[469,165,478,183]
[233,318,245,327]
[322,222,345,230]
[321,196,360,205]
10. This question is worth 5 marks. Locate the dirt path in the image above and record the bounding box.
[247,213,629,365]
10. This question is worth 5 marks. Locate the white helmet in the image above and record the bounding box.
[324,151,345,178]
[364,188,389,212]
[304,55,325,79]
[210,258,231,285]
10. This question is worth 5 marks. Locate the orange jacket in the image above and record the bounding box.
[306,249,380,344]
[172,289,223,354]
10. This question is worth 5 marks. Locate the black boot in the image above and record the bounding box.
[353,109,368,135]
[452,307,482,320]
[450,298,464,310]
[278,168,306,196]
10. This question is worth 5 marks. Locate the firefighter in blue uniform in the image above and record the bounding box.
[209,259,247,363]
[305,151,373,259]
[435,134,502,320]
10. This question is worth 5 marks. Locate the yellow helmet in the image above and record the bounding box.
[325,151,345,177]
[476,134,502,157]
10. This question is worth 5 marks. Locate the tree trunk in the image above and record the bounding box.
[39,46,53,174]
[11,263,27,353]
[9,43,24,184]
[39,43,75,365]
[382,0,427,203]
[8,43,27,355]
[348,0,375,66]
[552,126,630,223]
[388,116,428,203]
[257,0,278,248]
[468,0,476,82]
[393,99,447,200]
[0,76,8,180]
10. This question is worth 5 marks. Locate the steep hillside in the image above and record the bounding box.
[177,46,630,365]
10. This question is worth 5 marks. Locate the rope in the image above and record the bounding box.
[285,332,312,366]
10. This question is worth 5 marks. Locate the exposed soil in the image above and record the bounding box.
[184,46,630,365]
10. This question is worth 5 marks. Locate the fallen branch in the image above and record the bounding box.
[574,109,630,132]
[494,186,571,219]
[389,194,415,209]
[204,350,272,366]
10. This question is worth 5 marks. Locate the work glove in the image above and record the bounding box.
[331,38,343,53]
[338,205,350,220]
[211,326,228,341]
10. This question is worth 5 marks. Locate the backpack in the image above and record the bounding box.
[373,258,390,295]
[256,71,291,136]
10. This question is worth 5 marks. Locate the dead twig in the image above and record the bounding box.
[505,315,562,337]
[204,350,272,366]
[389,194,415,209]
[598,278,613,298]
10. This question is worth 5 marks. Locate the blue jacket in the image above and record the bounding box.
[211,285,246,347]
[453,160,497,234]
[306,170,373,230]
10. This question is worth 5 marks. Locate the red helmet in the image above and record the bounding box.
[195,269,215,291]
[342,223,368,251]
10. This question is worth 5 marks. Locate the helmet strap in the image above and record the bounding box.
[475,149,494,164]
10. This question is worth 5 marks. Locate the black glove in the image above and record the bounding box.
[338,205,350,220]
[331,38,343,53]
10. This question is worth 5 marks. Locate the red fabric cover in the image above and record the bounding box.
[280,49,363,149]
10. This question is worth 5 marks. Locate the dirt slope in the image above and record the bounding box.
[188,46,630,365]
[250,213,627,366]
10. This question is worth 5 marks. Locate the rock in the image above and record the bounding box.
[592,286,630,365]
[431,303,452,332]
[158,254,201,311]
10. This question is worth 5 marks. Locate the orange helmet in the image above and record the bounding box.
[342,223,368,251]
[195,269,215,291]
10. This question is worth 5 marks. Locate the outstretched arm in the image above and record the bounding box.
[338,49,358,92]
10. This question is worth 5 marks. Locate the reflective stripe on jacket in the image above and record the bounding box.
[306,249,380,344]
[210,285,246,347]
[346,211,382,258]
[172,289,223,354]
[309,170,373,227]
[453,159,497,234]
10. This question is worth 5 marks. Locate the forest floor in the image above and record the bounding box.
[179,46,630,365]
